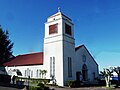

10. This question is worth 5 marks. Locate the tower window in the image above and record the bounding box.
[50,57,52,77]
[65,23,72,35]
[50,57,55,78]
[49,23,58,34]
[68,57,72,77]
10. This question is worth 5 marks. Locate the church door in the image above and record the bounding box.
[82,64,88,81]
[76,71,82,81]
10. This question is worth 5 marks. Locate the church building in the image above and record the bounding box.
[4,9,99,86]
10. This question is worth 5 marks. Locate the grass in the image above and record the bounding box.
[102,85,116,89]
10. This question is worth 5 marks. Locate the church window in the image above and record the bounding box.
[82,55,86,63]
[65,23,72,35]
[82,64,88,81]
[53,57,55,76]
[27,68,30,76]
[50,57,52,77]
[31,70,33,77]
[36,70,38,77]
[50,57,55,78]
[93,72,95,79]
[68,57,72,77]
[25,70,27,77]
[49,23,58,34]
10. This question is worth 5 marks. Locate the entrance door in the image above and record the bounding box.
[82,64,88,81]
[76,72,80,81]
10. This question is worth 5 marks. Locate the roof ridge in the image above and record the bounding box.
[18,52,43,56]
[75,44,84,51]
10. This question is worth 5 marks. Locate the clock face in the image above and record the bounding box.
[65,23,72,35]
[82,55,86,62]
[49,23,58,35]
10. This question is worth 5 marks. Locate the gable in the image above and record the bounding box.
[75,45,98,66]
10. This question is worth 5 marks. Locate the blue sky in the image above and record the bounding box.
[0,0,120,70]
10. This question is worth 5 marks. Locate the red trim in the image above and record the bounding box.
[75,45,84,51]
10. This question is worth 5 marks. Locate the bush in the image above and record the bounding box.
[44,86,49,90]
[37,82,45,90]
[42,79,50,84]
[16,77,50,84]
[29,86,41,90]
[67,80,75,87]
[0,74,11,83]
[29,85,49,90]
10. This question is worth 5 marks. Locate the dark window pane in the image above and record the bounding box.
[49,23,58,34]
[65,23,72,35]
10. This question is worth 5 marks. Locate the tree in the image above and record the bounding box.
[0,25,13,66]
[100,67,113,87]
[39,69,43,78]
[42,70,47,78]
[39,69,47,78]
[113,66,120,83]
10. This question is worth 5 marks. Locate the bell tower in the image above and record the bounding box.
[44,9,75,86]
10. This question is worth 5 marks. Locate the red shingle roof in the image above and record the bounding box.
[4,52,43,66]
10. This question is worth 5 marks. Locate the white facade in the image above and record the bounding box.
[4,10,99,86]
[75,46,99,83]
[44,11,75,86]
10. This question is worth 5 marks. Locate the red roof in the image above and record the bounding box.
[4,52,43,66]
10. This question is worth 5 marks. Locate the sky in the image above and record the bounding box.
[0,0,120,71]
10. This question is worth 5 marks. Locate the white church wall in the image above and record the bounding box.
[44,41,64,86]
[62,19,75,85]
[44,16,64,86]
[5,65,44,78]
[75,46,99,82]
[45,15,63,38]
[47,13,62,22]
[63,41,75,85]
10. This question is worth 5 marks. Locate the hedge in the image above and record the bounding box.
[16,77,50,84]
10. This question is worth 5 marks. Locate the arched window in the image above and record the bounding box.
[82,64,88,81]
[25,70,27,77]
[82,55,86,63]
[8,69,12,75]
[36,69,39,77]
[68,57,72,77]
[50,56,55,78]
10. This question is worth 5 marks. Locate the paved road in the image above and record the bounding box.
[0,86,21,90]
[50,86,120,90]
[0,85,120,90]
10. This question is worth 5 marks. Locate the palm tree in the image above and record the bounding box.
[100,67,113,87]
[42,70,47,78]
[39,69,43,78]
[39,69,47,78]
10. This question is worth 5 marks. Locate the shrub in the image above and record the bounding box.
[16,77,50,84]
[67,80,75,87]
[29,86,41,90]
[42,79,50,84]
[37,82,45,90]
[44,86,49,90]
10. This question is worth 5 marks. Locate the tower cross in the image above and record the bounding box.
[58,7,61,12]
